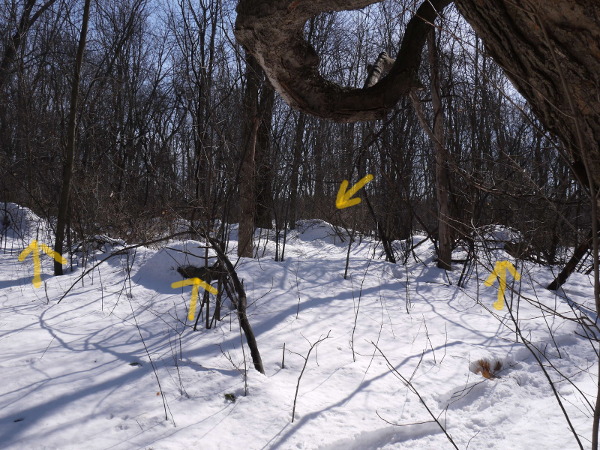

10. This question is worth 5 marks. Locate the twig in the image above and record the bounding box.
[423,317,436,364]
[282,343,286,369]
[372,342,458,449]
[291,330,331,423]
[39,336,55,360]
[505,300,584,449]
[219,343,247,396]
[128,290,174,425]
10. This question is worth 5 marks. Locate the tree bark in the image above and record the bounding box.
[364,51,395,88]
[54,0,91,275]
[255,79,275,229]
[238,53,259,258]
[238,114,259,258]
[427,31,452,270]
[453,0,600,191]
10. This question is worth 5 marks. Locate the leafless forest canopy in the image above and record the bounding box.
[0,0,588,265]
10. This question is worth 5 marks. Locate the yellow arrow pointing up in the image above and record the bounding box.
[336,174,374,209]
[171,277,218,321]
[18,240,67,288]
[484,260,521,310]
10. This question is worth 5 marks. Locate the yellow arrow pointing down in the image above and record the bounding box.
[171,278,218,321]
[18,240,67,288]
[336,174,374,209]
[484,260,521,310]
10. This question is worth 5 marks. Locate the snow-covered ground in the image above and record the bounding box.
[0,204,596,449]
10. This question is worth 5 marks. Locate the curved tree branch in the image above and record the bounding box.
[235,0,452,122]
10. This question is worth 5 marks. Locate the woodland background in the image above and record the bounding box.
[0,0,588,267]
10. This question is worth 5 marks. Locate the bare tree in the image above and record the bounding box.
[409,30,453,270]
[54,0,91,275]
[426,30,452,270]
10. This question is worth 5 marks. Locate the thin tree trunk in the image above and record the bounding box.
[313,123,324,210]
[205,235,264,374]
[289,113,306,230]
[364,193,396,263]
[548,231,593,291]
[54,0,91,275]
[427,31,452,270]
[409,30,452,270]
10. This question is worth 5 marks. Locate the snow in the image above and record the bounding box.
[0,205,596,449]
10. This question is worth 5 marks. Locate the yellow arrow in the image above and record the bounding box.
[18,240,67,288]
[171,277,218,321]
[484,260,521,310]
[336,174,374,209]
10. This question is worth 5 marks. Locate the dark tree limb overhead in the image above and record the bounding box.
[235,0,452,122]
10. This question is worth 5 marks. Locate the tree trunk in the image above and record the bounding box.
[289,112,306,229]
[204,236,265,374]
[235,0,452,121]
[255,79,275,229]
[428,30,452,270]
[54,0,91,275]
[238,114,259,258]
[239,54,259,257]
[313,123,324,212]
[409,31,453,269]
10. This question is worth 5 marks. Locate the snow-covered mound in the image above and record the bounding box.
[295,219,346,244]
[0,202,53,246]
[134,240,218,293]
[476,224,524,247]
